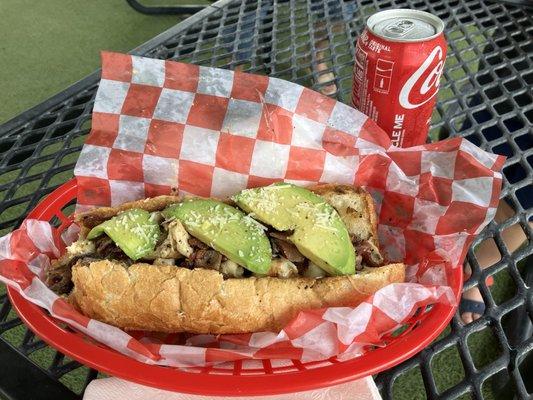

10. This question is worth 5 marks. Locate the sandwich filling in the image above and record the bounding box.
[46,184,384,295]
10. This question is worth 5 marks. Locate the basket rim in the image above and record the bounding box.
[7,178,462,396]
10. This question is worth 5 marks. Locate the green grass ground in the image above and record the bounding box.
[0,1,517,399]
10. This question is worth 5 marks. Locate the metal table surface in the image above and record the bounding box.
[0,0,531,399]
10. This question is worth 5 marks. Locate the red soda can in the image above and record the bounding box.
[352,9,446,147]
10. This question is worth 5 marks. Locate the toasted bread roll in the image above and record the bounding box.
[70,260,404,333]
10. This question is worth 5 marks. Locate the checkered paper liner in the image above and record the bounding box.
[0,52,504,368]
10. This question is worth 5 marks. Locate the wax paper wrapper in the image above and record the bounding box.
[0,52,505,368]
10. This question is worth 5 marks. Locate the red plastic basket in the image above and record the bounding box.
[7,178,462,396]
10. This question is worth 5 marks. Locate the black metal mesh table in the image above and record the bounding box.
[0,1,531,399]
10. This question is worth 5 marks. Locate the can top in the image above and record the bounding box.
[367,9,445,42]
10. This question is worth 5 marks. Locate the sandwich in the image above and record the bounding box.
[46,183,404,334]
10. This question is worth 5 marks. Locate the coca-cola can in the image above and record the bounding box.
[352,9,446,147]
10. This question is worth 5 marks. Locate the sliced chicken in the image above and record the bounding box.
[267,257,298,278]
[220,260,244,278]
[303,262,327,278]
[150,220,193,259]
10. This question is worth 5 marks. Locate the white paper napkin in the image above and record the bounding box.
[83,376,382,400]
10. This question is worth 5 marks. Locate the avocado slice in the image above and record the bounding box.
[87,209,161,261]
[163,199,272,274]
[233,183,355,276]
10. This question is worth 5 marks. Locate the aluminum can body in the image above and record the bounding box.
[352,9,447,147]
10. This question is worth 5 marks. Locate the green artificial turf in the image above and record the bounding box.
[0,1,520,399]
[0,0,183,124]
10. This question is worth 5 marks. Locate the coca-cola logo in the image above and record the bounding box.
[399,46,445,110]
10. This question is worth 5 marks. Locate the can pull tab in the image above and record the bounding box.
[383,19,415,37]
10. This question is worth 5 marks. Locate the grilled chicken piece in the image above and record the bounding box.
[267,257,298,278]
[167,220,193,257]
[149,220,193,260]
[303,262,327,278]
[220,260,244,278]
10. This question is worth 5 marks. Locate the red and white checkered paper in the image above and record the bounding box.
[0,52,505,368]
